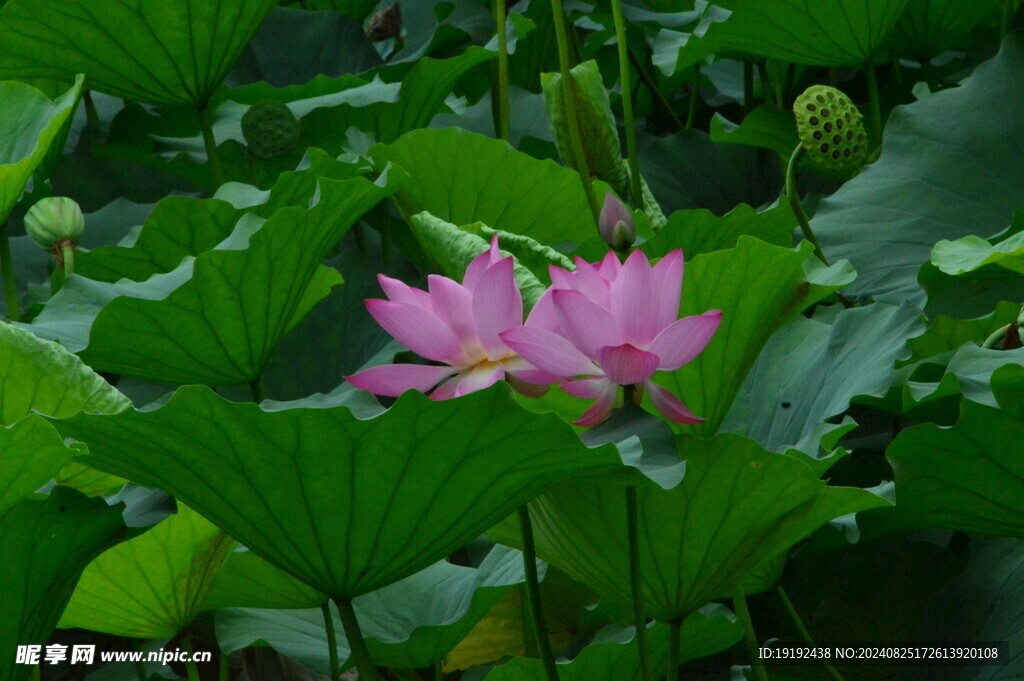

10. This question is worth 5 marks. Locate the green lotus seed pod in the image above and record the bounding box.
[241,101,301,160]
[794,85,868,175]
[541,61,628,196]
[24,197,84,251]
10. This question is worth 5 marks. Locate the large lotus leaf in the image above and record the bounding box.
[483,605,742,681]
[653,237,855,437]
[641,203,795,260]
[217,546,530,673]
[887,0,1003,61]
[59,505,234,638]
[813,33,1024,303]
[0,487,125,681]
[0,417,77,517]
[523,433,889,623]
[709,105,800,160]
[906,301,1019,364]
[899,344,1024,413]
[25,173,398,386]
[0,0,278,106]
[0,76,82,221]
[918,538,1024,681]
[886,364,1024,537]
[370,128,597,246]
[722,302,923,454]
[662,0,909,72]
[55,385,627,600]
[206,549,325,612]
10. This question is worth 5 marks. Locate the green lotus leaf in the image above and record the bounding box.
[59,505,234,638]
[0,0,278,106]
[0,487,125,681]
[521,433,889,623]
[370,128,598,247]
[0,76,83,222]
[482,605,743,681]
[55,385,627,600]
[932,231,1024,276]
[217,546,532,673]
[813,33,1024,303]
[886,363,1024,537]
[641,202,796,260]
[26,172,399,386]
[888,0,1003,61]
[0,417,78,517]
[709,104,800,160]
[206,548,326,612]
[653,237,855,437]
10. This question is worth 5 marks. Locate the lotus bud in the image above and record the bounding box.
[793,85,868,175]
[366,2,402,42]
[599,193,635,252]
[241,101,301,160]
[24,197,84,252]
[542,61,629,196]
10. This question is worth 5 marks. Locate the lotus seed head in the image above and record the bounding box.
[24,196,84,251]
[794,85,868,175]
[241,101,301,160]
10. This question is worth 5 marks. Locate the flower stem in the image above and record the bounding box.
[628,49,685,131]
[775,585,847,681]
[865,64,882,148]
[517,504,561,681]
[732,587,769,681]
[182,636,202,681]
[322,602,340,680]
[198,104,226,189]
[434,660,444,681]
[493,0,511,142]
[785,145,828,265]
[335,598,382,681]
[61,243,76,278]
[0,221,20,322]
[667,618,682,681]
[610,0,643,209]
[219,649,231,681]
[549,0,601,225]
[685,66,700,129]
[625,485,652,681]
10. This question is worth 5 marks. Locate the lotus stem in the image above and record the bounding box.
[60,242,76,278]
[628,49,685,131]
[135,658,148,681]
[219,649,230,681]
[743,62,754,112]
[323,602,340,680]
[549,0,601,225]
[667,618,682,681]
[686,66,700,129]
[335,598,382,681]
[493,0,511,142]
[0,221,20,321]
[517,504,561,681]
[610,0,643,209]
[775,585,847,681]
[732,587,769,681]
[198,104,226,189]
[785,145,828,265]
[182,636,202,681]
[865,64,882,148]
[434,660,443,681]
[625,484,652,681]
[250,377,266,403]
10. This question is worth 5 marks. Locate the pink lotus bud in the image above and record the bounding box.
[599,193,635,252]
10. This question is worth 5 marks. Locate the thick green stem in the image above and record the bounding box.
[434,660,444,681]
[775,585,847,681]
[685,66,700,129]
[198,105,226,189]
[61,243,76,278]
[135,658,148,681]
[183,636,202,681]
[493,0,511,141]
[335,598,382,681]
[250,377,266,403]
[0,221,20,322]
[786,145,828,265]
[667,618,682,681]
[549,0,601,225]
[732,588,769,681]
[865,64,882,148]
[517,505,561,681]
[610,0,643,208]
[743,61,754,112]
[625,485,652,681]
[323,602,340,680]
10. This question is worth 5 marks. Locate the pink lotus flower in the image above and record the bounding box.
[345,237,554,400]
[501,249,721,426]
